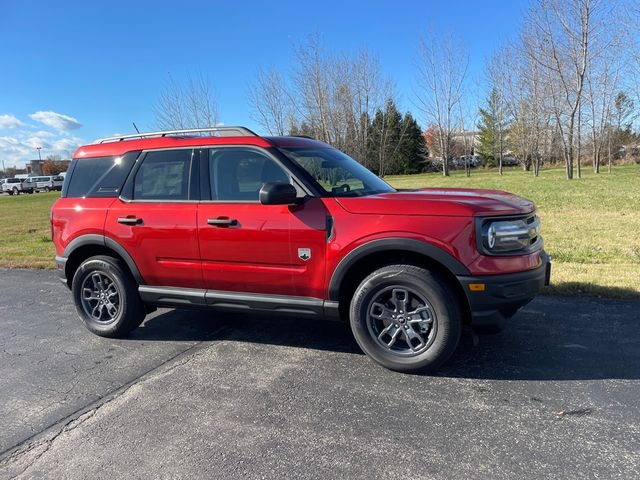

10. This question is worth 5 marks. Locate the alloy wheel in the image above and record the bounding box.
[80,272,121,322]
[367,286,437,356]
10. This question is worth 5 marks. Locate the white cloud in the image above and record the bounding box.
[0,130,83,168]
[29,111,82,131]
[0,114,23,129]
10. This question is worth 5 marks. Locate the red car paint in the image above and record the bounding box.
[52,134,542,302]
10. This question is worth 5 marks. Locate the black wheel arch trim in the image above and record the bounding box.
[328,238,470,301]
[61,234,145,285]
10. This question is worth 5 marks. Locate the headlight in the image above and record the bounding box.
[477,215,542,255]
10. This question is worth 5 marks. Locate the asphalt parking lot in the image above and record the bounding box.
[0,269,638,479]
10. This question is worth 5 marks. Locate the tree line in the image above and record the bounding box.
[155,0,640,180]
[476,0,639,178]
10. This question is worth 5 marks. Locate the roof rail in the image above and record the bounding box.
[96,126,259,144]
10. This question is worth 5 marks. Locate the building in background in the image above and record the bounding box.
[25,159,71,176]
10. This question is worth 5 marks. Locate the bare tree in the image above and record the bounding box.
[248,67,294,136]
[292,37,392,159]
[416,32,468,176]
[509,44,550,176]
[249,35,391,165]
[154,73,219,130]
[521,0,629,179]
[457,86,480,177]
[586,60,620,173]
[523,0,598,179]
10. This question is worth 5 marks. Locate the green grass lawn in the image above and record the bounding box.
[0,191,58,269]
[1,164,638,298]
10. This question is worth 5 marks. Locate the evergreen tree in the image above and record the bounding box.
[477,88,510,171]
[396,113,426,174]
[367,99,425,175]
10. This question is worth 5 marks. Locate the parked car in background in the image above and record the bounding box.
[501,155,519,166]
[1,178,24,195]
[452,155,481,169]
[21,177,36,193]
[22,175,64,193]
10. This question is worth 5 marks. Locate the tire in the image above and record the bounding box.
[7,190,13,196]
[12,187,18,195]
[44,186,51,192]
[349,265,462,374]
[71,255,145,338]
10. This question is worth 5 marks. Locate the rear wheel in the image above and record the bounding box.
[71,255,145,337]
[12,187,18,195]
[44,186,51,192]
[350,265,462,373]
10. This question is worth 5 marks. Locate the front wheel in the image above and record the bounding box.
[71,255,146,337]
[349,265,462,373]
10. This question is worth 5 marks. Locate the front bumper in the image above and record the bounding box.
[457,251,551,329]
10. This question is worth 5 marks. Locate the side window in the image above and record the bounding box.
[68,160,114,197]
[66,154,138,198]
[134,149,192,200]
[208,148,289,201]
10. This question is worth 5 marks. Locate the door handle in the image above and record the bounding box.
[117,217,143,225]
[207,217,238,227]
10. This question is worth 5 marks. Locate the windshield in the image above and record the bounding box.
[280,147,395,197]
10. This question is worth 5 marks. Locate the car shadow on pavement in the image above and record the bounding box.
[131,308,362,354]
[132,302,640,381]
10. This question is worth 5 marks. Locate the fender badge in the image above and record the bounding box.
[298,248,311,261]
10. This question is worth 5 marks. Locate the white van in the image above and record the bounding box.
[21,175,64,193]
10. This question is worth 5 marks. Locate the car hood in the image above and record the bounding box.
[335,188,535,217]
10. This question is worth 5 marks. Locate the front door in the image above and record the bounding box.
[197,147,327,298]
[105,148,202,289]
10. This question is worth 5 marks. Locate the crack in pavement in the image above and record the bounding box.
[0,328,225,477]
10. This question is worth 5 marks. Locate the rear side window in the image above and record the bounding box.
[133,149,192,200]
[65,152,139,198]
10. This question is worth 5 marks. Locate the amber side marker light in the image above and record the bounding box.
[468,283,486,292]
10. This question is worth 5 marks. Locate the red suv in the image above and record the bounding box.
[52,127,550,373]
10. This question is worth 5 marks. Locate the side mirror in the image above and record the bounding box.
[259,182,299,205]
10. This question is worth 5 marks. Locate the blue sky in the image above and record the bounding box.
[0,0,528,167]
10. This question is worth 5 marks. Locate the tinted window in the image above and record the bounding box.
[133,149,192,200]
[66,153,139,198]
[208,148,289,201]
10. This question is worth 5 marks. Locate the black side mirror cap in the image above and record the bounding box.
[259,182,300,205]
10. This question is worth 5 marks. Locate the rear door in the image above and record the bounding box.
[105,148,203,288]
[197,146,327,298]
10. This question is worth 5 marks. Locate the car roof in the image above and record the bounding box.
[73,127,329,159]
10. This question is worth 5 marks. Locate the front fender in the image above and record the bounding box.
[327,237,470,301]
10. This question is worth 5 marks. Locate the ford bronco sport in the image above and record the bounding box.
[52,127,551,373]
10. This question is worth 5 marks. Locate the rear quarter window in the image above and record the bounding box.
[65,151,140,198]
